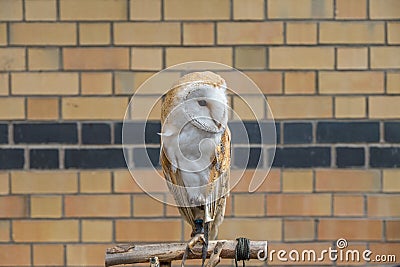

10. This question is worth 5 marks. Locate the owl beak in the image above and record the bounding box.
[212,118,222,129]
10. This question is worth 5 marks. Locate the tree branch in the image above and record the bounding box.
[105,240,267,267]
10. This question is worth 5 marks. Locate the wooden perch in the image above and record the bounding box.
[105,240,267,267]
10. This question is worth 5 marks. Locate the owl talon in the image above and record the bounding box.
[181,234,205,267]
[188,233,205,250]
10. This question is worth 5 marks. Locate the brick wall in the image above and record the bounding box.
[0,0,399,266]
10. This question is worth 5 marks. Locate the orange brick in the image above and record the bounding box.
[166,47,233,67]
[63,48,129,70]
[219,218,282,241]
[0,172,8,195]
[243,71,282,94]
[233,0,264,20]
[369,96,400,118]
[0,48,25,71]
[133,194,164,217]
[282,170,313,192]
[62,97,128,120]
[67,244,111,266]
[0,98,25,120]
[268,96,332,119]
[333,195,364,216]
[183,23,214,45]
[234,194,265,216]
[127,71,180,95]
[235,46,266,70]
[0,196,27,218]
[114,22,180,45]
[79,23,110,45]
[130,0,161,20]
[31,196,62,218]
[82,220,112,242]
[33,244,64,266]
[114,71,138,95]
[203,70,236,91]
[224,196,233,217]
[27,97,59,120]
[165,194,181,217]
[60,0,127,20]
[286,22,317,44]
[284,72,315,94]
[319,22,384,44]
[130,96,162,120]
[131,48,163,70]
[80,171,111,193]
[337,48,368,69]
[28,48,60,70]
[0,0,22,21]
[370,0,400,18]
[0,73,8,96]
[0,220,9,241]
[13,220,79,242]
[268,0,333,18]
[335,0,367,19]
[368,195,400,217]
[116,220,181,242]
[388,22,400,44]
[114,170,169,193]
[267,194,331,216]
[81,72,112,95]
[269,47,334,69]
[65,195,130,217]
[114,71,174,95]
[12,72,79,95]
[11,171,78,194]
[383,170,400,192]
[386,220,400,241]
[25,0,57,21]
[218,22,283,44]
[0,245,31,266]
[232,95,265,120]
[284,219,315,241]
[319,71,384,94]
[231,169,281,193]
[371,47,400,69]
[10,23,76,45]
[0,23,6,45]
[316,170,380,192]
[387,72,400,94]
[318,219,382,240]
[164,0,230,20]
[335,96,366,118]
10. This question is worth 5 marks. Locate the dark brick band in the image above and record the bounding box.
[65,149,126,169]
[0,121,399,169]
[0,149,24,169]
[273,147,331,168]
[14,123,78,144]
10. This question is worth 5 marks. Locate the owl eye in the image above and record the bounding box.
[197,100,207,106]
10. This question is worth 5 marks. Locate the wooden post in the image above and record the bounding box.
[105,240,267,267]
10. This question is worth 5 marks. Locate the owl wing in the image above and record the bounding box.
[160,128,231,239]
[207,127,231,239]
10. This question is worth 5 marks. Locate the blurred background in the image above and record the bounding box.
[0,0,399,266]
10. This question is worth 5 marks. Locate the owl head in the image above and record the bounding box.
[163,71,229,134]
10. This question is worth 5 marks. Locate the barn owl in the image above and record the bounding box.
[160,71,231,267]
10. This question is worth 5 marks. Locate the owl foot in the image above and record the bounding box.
[181,233,205,267]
